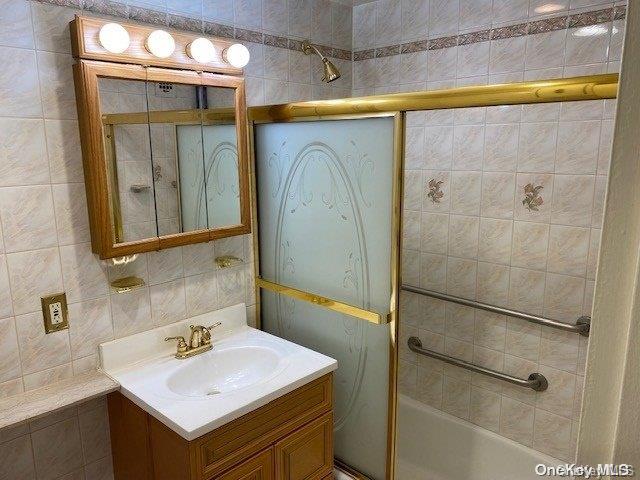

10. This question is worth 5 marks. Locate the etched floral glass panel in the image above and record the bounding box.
[255,117,396,479]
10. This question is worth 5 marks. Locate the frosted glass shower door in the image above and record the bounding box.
[254,115,399,479]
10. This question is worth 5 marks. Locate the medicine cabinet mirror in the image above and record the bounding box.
[71,16,250,259]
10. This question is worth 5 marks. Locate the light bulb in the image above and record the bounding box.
[187,37,216,63]
[145,30,176,58]
[98,23,130,54]
[224,43,250,68]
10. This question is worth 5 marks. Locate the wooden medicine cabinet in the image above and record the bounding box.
[70,16,251,259]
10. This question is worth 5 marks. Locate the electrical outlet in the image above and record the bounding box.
[41,293,69,333]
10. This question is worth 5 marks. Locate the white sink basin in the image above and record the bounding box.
[166,345,286,397]
[99,304,337,440]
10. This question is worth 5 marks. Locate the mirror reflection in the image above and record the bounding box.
[98,78,241,244]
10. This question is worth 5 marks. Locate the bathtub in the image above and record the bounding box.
[395,394,562,480]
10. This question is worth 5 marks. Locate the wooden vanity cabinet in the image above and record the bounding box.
[107,374,334,480]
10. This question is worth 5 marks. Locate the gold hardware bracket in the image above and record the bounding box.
[215,255,243,268]
[256,278,389,324]
[110,276,145,294]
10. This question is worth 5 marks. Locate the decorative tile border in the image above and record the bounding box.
[354,6,626,61]
[31,0,352,60]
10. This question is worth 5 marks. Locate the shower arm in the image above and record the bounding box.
[302,41,327,60]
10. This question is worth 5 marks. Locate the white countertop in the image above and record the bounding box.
[100,304,337,440]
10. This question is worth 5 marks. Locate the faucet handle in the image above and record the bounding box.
[202,322,222,344]
[165,336,188,354]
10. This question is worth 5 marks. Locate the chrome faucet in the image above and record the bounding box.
[165,322,222,359]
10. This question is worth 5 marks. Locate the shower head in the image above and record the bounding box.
[301,40,341,83]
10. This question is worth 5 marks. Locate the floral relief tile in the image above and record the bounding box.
[522,183,544,212]
[515,174,554,222]
[422,172,451,213]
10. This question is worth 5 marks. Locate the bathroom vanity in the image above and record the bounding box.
[108,375,333,480]
[99,304,337,480]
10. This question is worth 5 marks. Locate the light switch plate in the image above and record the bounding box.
[41,293,69,333]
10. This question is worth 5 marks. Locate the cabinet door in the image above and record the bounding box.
[218,448,273,480]
[275,413,333,480]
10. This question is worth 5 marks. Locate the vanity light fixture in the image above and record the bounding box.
[223,43,250,68]
[146,29,176,58]
[187,37,217,63]
[98,22,130,54]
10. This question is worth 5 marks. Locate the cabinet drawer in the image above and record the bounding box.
[275,412,333,480]
[218,448,274,480]
[195,374,332,479]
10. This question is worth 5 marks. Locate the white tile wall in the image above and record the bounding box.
[395,3,623,460]
[0,0,352,477]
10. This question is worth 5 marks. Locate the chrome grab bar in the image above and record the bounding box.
[408,337,549,391]
[401,284,590,337]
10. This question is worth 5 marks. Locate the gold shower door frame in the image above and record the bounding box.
[247,73,619,480]
[249,111,404,480]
